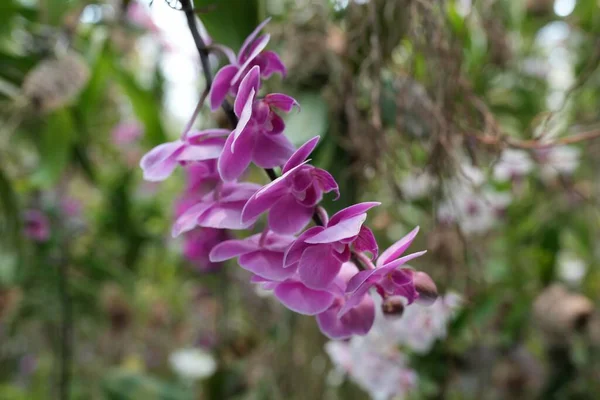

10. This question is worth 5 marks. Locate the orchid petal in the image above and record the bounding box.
[282,136,320,174]
[264,93,299,113]
[218,127,255,182]
[252,133,295,168]
[274,281,335,315]
[234,66,260,116]
[268,195,314,235]
[209,65,238,111]
[298,244,342,289]
[328,202,380,227]
[140,141,184,181]
[209,236,260,262]
[377,226,420,267]
[305,214,367,244]
[238,18,272,64]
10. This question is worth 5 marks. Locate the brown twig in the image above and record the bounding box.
[470,129,600,150]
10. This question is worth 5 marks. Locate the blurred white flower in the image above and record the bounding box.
[400,172,438,200]
[534,146,580,181]
[557,252,587,286]
[325,292,461,399]
[169,348,216,380]
[438,185,511,235]
[493,149,534,181]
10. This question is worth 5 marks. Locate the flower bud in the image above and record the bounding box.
[414,271,438,306]
[381,296,406,317]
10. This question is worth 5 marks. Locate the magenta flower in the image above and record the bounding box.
[241,136,339,234]
[283,202,380,290]
[316,262,375,339]
[210,230,297,281]
[340,227,430,316]
[172,182,260,236]
[23,209,50,242]
[218,66,297,181]
[251,274,338,316]
[183,228,230,272]
[209,18,286,110]
[140,129,230,181]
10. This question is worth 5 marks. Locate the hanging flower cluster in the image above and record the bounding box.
[139,18,437,339]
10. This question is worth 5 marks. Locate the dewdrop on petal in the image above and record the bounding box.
[22,52,90,113]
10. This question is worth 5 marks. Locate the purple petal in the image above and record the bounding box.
[172,202,212,237]
[217,182,260,203]
[234,66,260,116]
[263,93,299,113]
[252,132,295,168]
[209,65,238,111]
[304,214,367,244]
[238,18,272,64]
[317,295,375,339]
[377,226,420,267]
[353,226,378,258]
[241,181,289,224]
[231,88,255,152]
[268,195,314,235]
[218,127,255,182]
[209,236,260,262]
[239,250,296,281]
[232,34,270,84]
[197,201,253,230]
[282,136,320,174]
[139,141,184,181]
[259,50,287,78]
[298,244,342,289]
[312,168,340,200]
[283,226,324,267]
[177,138,225,162]
[274,281,335,315]
[186,129,230,142]
[328,202,380,227]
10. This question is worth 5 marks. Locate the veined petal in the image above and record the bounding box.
[140,141,184,181]
[268,195,314,235]
[209,65,238,111]
[274,281,335,315]
[238,17,272,64]
[234,66,260,116]
[233,34,270,84]
[172,202,212,237]
[177,139,225,162]
[264,93,299,113]
[312,168,340,200]
[218,127,255,182]
[241,180,290,224]
[197,201,253,230]
[305,214,367,244]
[252,133,295,168]
[328,202,380,227]
[282,136,320,174]
[239,250,296,281]
[353,226,378,258]
[318,295,375,339]
[377,226,420,267]
[231,88,255,152]
[283,226,324,267]
[209,235,260,262]
[186,129,230,142]
[298,244,342,289]
[259,50,287,78]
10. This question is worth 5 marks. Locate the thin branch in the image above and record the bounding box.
[470,129,600,150]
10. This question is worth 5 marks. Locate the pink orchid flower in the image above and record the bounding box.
[241,136,339,235]
[218,66,297,181]
[209,18,286,110]
[283,202,380,290]
[140,129,230,181]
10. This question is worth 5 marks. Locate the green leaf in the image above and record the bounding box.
[111,61,167,146]
[196,0,259,49]
[31,110,76,187]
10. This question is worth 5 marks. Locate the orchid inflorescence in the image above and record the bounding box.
[139,17,437,339]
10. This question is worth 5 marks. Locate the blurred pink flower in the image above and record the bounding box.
[23,210,50,242]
